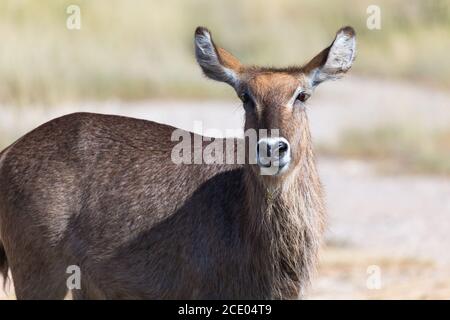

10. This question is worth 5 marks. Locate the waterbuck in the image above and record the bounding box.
[0,26,356,299]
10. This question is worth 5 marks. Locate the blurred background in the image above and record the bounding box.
[0,0,449,299]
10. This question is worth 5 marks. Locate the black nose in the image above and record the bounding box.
[257,139,290,159]
[277,141,289,156]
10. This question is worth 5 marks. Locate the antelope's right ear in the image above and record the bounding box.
[194,27,242,88]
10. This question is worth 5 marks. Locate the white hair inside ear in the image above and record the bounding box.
[306,26,356,87]
[194,27,240,87]
[323,28,356,73]
[195,30,217,65]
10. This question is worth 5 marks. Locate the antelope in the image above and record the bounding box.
[0,26,356,299]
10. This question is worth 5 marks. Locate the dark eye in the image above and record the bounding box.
[295,92,309,103]
[240,92,250,104]
[239,92,255,111]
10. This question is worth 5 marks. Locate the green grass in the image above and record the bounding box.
[0,0,449,106]
[319,126,450,176]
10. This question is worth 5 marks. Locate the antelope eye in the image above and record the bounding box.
[295,92,309,103]
[240,92,250,104]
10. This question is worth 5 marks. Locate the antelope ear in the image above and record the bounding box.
[303,26,356,87]
[194,27,242,88]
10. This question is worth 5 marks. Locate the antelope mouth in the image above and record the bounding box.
[258,157,291,176]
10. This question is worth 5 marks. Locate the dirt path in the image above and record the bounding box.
[311,157,450,299]
[319,158,450,265]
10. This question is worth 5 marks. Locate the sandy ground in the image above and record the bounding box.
[320,158,450,265]
[310,158,450,299]
[0,76,449,299]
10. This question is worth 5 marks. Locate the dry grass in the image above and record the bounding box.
[0,0,449,106]
[319,126,450,176]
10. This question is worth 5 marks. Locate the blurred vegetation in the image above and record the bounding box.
[319,126,450,176]
[0,0,449,106]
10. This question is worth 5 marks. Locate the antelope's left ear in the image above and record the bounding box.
[303,26,356,87]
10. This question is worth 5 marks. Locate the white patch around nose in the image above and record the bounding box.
[257,137,291,176]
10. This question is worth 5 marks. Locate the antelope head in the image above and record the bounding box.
[195,26,356,179]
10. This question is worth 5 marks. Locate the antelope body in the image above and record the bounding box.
[0,26,355,299]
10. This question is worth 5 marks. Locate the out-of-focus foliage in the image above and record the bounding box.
[0,0,449,105]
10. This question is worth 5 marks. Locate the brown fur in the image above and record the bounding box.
[0,26,355,299]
